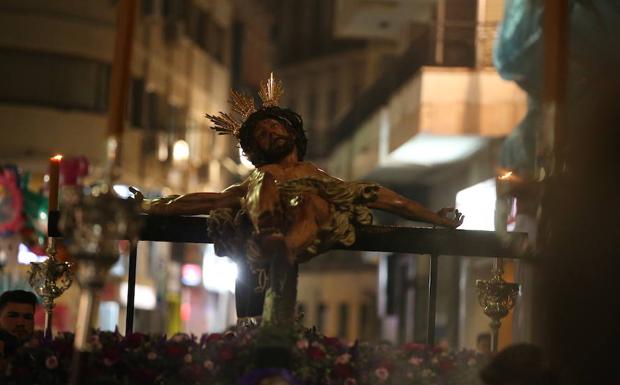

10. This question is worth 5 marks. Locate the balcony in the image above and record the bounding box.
[334,0,434,40]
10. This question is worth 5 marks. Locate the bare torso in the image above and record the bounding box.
[256,161,333,184]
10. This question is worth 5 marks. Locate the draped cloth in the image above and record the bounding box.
[208,173,379,268]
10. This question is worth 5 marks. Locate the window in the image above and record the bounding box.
[141,0,155,17]
[316,303,327,332]
[0,49,110,112]
[145,92,158,131]
[297,302,307,321]
[130,78,144,128]
[338,303,349,338]
[194,10,208,50]
[210,22,227,64]
[359,302,373,340]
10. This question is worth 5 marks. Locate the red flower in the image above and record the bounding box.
[402,342,427,352]
[308,346,326,360]
[219,346,235,361]
[165,344,187,358]
[130,367,158,385]
[11,365,30,378]
[124,332,146,349]
[51,339,74,359]
[180,363,204,380]
[331,363,353,379]
[322,337,341,347]
[206,333,223,343]
[439,359,455,371]
[102,346,121,364]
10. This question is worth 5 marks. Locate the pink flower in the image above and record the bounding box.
[467,358,477,366]
[374,367,389,382]
[147,352,158,360]
[103,358,115,367]
[296,339,309,350]
[406,372,414,379]
[203,360,214,370]
[344,378,357,385]
[335,353,351,365]
[45,355,59,369]
[409,356,424,366]
[184,353,193,363]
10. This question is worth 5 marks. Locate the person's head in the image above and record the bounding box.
[480,343,555,385]
[238,106,307,166]
[0,290,37,341]
[477,332,492,354]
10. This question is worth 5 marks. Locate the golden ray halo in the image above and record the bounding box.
[206,72,285,140]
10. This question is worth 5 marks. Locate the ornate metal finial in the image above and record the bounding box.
[29,237,73,340]
[475,258,520,352]
[258,72,284,107]
[206,72,284,140]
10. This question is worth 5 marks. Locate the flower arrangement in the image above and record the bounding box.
[0,328,488,385]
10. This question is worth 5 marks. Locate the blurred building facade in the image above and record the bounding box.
[0,0,273,336]
[265,0,527,347]
[0,0,529,347]
[326,0,526,349]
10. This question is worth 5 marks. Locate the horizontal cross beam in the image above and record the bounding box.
[138,215,528,258]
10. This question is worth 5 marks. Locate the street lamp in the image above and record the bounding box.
[173,139,190,164]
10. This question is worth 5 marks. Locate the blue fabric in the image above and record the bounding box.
[494,0,620,172]
[494,0,544,96]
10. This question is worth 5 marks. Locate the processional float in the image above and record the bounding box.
[31,2,529,385]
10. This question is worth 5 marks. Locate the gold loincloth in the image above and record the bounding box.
[207,176,379,265]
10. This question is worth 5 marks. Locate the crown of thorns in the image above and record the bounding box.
[206,73,284,140]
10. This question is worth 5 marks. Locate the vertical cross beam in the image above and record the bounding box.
[125,241,138,334]
[426,254,439,345]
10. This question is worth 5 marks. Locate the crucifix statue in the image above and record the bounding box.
[133,74,463,329]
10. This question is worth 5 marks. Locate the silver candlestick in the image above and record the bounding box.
[29,237,73,340]
[475,258,520,352]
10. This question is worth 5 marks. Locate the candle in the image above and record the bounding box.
[49,155,63,211]
[495,170,513,233]
[497,171,513,195]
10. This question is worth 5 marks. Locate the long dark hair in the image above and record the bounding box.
[238,106,307,166]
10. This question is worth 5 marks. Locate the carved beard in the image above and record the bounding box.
[260,134,296,163]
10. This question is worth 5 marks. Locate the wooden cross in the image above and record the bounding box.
[127,214,528,344]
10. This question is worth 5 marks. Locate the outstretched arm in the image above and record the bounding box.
[299,163,463,228]
[368,186,463,228]
[132,182,247,215]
